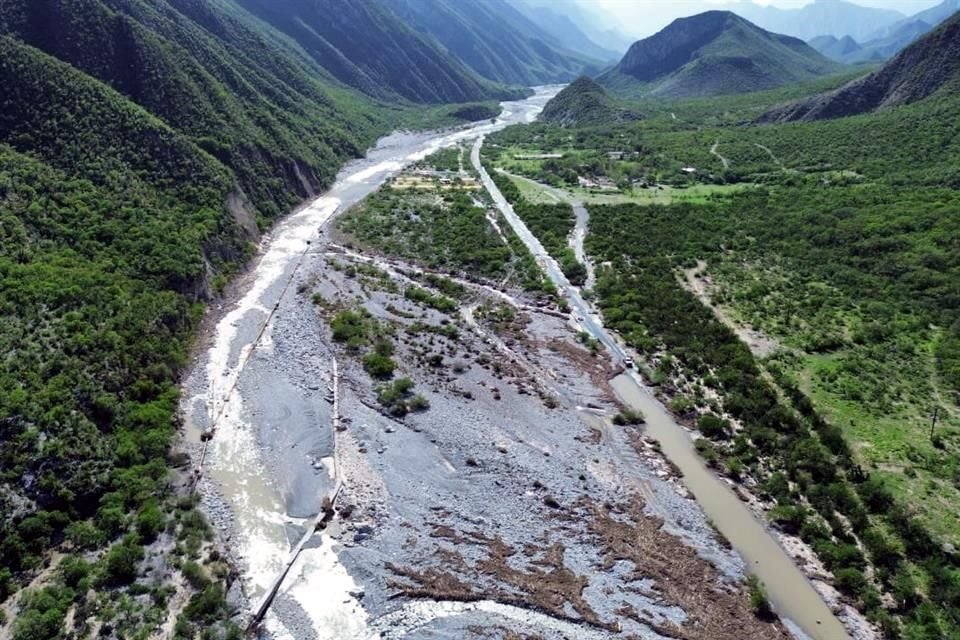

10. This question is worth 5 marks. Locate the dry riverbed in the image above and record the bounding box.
[215,224,795,639]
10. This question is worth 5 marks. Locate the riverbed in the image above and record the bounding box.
[181,84,851,640]
[179,87,560,639]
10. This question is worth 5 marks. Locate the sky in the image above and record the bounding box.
[581,0,944,37]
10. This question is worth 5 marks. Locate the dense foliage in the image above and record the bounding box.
[338,186,552,296]
[487,32,960,634]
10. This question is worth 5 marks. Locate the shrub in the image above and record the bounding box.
[65,521,105,550]
[834,567,868,597]
[181,561,209,590]
[101,535,144,586]
[59,556,91,589]
[137,503,166,542]
[769,505,806,535]
[363,352,396,379]
[612,407,645,425]
[747,575,774,620]
[697,413,730,439]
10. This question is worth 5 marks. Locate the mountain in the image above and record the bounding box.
[383,0,599,86]
[231,0,514,103]
[808,35,863,62]
[511,0,635,55]
[539,76,642,127]
[0,0,395,218]
[833,0,960,64]
[597,11,843,98]
[509,0,623,61]
[848,19,937,63]
[867,0,960,40]
[733,0,904,42]
[762,11,960,122]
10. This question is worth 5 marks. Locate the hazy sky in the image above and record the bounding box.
[582,0,944,37]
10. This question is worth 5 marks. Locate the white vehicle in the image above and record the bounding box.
[623,357,635,368]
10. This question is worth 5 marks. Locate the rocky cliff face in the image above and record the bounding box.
[762,11,960,122]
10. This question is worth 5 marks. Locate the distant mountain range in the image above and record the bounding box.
[597,11,842,98]
[763,11,960,122]
[509,0,623,62]
[539,76,642,127]
[384,0,600,86]
[731,0,905,42]
[808,0,960,64]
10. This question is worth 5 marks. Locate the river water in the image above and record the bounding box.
[180,87,559,639]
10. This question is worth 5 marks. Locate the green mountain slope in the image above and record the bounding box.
[598,11,844,98]
[763,10,960,122]
[384,0,598,86]
[0,0,390,218]
[509,0,622,61]
[0,32,253,635]
[539,77,641,127]
[232,0,515,103]
[0,0,474,634]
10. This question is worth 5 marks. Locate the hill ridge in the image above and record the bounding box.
[762,10,960,122]
[598,11,842,98]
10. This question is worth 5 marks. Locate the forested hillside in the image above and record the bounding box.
[231,0,519,103]
[0,32,254,637]
[598,11,843,98]
[384,0,597,86]
[539,77,641,127]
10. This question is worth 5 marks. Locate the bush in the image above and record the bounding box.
[834,567,868,597]
[363,352,396,379]
[65,521,105,550]
[769,505,806,535]
[747,575,774,620]
[59,556,91,589]
[101,535,144,586]
[181,561,209,590]
[697,413,730,439]
[137,503,166,542]
[612,407,644,425]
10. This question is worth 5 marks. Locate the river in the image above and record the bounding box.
[180,87,559,639]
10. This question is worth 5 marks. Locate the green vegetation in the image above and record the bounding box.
[486,30,960,633]
[376,378,430,417]
[489,172,583,285]
[539,77,642,127]
[747,575,774,620]
[597,11,842,98]
[338,184,553,297]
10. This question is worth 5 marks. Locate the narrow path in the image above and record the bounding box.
[473,134,851,640]
[754,143,784,170]
[710,139,730,170]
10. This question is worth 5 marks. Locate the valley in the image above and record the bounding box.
[2,2,960,640]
